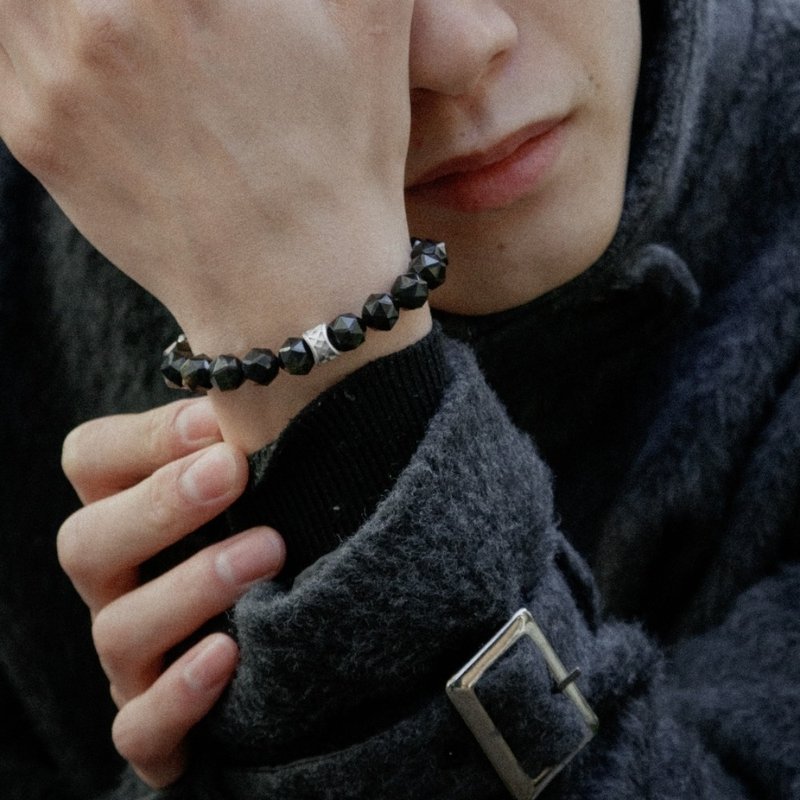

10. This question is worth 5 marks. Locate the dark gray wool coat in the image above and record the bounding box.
[1,0,799,798]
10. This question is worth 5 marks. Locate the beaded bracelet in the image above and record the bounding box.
[160,237,447,393]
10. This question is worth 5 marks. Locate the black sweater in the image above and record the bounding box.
[1,0,799,798]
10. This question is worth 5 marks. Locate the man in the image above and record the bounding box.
[1,1,798,797]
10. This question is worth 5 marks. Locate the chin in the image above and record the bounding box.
[417,177,627,317]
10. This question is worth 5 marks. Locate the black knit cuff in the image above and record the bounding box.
[227,327,449,577]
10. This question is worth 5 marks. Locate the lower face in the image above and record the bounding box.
[404,1,642,315]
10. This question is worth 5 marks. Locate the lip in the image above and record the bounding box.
[406,117,568,213]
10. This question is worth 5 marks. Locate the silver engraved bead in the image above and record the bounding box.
[302,323,343,365]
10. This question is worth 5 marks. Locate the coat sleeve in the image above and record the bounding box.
[159,337,798,800]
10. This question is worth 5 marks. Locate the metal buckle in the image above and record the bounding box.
[446,609,598,800]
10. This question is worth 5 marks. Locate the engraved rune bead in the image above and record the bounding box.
[302,323,342,365]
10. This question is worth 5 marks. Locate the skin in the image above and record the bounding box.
[406,1,642,314]
[1,0,641,790]
[59,399,285,786]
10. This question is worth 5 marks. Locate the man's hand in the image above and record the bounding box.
[57,399,285,788]
[0,0,429,451]
[0,0,415,342]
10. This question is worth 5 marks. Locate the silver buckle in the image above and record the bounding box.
[446,609,598,800]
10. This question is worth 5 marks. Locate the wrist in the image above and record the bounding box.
[171,209,412,351]
[206,306,432,453]
[167,230,442,453]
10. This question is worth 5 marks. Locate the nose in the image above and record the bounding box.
[409,0,519,97]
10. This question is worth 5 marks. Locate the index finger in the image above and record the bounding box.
[63,398,222,504]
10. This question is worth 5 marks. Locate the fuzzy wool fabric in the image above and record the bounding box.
[1,0,799,798]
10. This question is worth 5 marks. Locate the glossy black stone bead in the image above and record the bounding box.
[410,252,447,289]
[160,351,187,390]
[161,336,193,389]
[327,313,366,352]
[362,293,400,331]
[278,337,315,375]
[410,238,448,265]
[242,348,280,386]
[211,355,245,392]
[392,272,429,309]
[180,354,213,392]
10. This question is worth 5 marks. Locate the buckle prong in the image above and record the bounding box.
[446,609,598,800]
[554,667,582,694]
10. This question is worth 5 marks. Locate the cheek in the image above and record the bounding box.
[555,1,641,234]
[574,3,642,125]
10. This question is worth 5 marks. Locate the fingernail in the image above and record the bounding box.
[176,401,220,447]
[215,529,284,586]
[183,636,237,693]
[179,446,237,503]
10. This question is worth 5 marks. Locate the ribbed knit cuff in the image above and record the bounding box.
[227,327,449,577]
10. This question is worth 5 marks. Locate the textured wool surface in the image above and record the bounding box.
[0,0,799,798]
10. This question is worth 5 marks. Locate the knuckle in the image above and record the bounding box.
[165,400,198,461]
[56,512,92,582]
[74,2,138,71]
[145,465,178,532]
[111,707,153,767]
[112,708,181,787]
[145,403,179,466]
[92,605,130,676]
[181,0,213,28]
[109,682,126,709]
[9,117,69,181]
[39,70,82,117]
[61,419,110,499]
[61,424,91,487]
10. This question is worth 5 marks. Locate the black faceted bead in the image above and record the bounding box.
[362,293,400,331]
[161,336,194,390]
[180,354,213,392]
[327,313,366,352]
[278,337,315,375]
[161,351,188,390]
[211,355,245,392]
[392,272,429,309]
[410,252,447,289]
[410,238,448,265]
[242,348,280,386]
